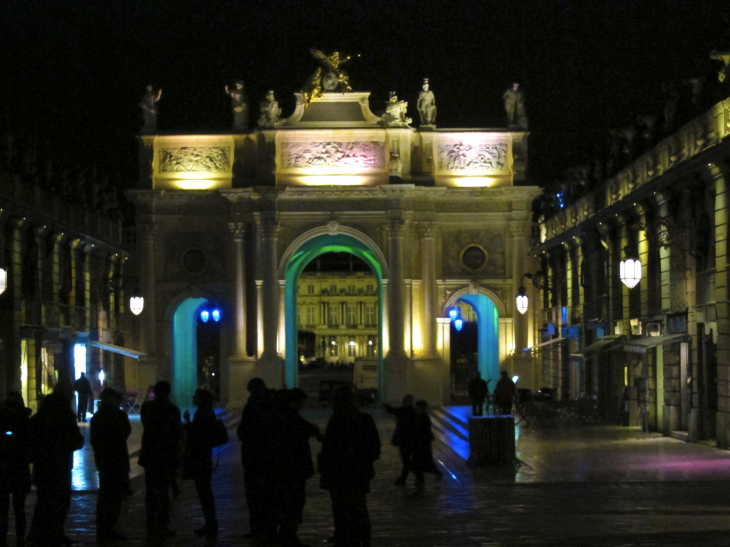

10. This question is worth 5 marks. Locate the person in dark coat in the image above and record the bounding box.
[319,387,380,547]
[138,381,182,539]
[383,394,416,485]
[0,392,32,547]
[410,400,442,490]
[494,370,517,415]
[272,388,322,547]
[90,388,131,541]
[237,377,276,541]
[468,371,488,416]
[27,381,84,547]
[73,372,92,423]
[182,388,219,537]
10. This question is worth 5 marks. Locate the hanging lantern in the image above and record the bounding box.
[0,268,6,296]
[212,309,221,322]
[129,295,144,315]
[516,293,529,314]
[454,318,463,331]
[620,257,642,289]
[448,308,458,321]
[200,310,210,323]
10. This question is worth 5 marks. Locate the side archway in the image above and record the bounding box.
[282,230,386,389]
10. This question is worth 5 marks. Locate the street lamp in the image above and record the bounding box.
[620,247,642,289]
[0,267,6,296]
[516,273,536,314]
[449,307,464,331]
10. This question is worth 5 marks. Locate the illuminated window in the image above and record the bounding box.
[329,338,338,357]
[365,304,375,326]
[347,305,357,326]
[367,337,377,356]
[74,344,87,379]
[308,285,314,294]
[366,284,375,294]
[306,306,315,325]
[348,285,355,294]
[330,284,337,294]
[297,307,302,327]
[348,341,357,357]
[328,305,339,326]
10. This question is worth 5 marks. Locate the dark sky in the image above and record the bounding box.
[2,0,728,188]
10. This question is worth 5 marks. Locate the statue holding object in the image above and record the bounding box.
[381,92,411,127]
[503,82,527,129]
[258,90,282,127]
[417,78,437,126]
[225,80,249,130]
[140,85,162,133]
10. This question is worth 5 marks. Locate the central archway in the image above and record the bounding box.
[284,233,385,389]
[172,296,208,408]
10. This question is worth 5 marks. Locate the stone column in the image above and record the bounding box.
[260,217,280,362]
[420,221,439,357]
[510,223,531,353]
[228,222,247,357]
[140,223,156,356]
[387,219,407,359]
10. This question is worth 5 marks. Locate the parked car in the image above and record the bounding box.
[318,380,378,407]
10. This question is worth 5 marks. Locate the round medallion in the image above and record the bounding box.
[459,244,488,272]
[322,72,339,91]
[182,248,208,274]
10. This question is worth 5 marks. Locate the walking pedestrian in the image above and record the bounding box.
[0,392,31,547]
[138,381,182,540]
[182,388,219,537]
[494,370,517,415]
[27,381,84,546]
[90,388,131,542]
[319,387,380,547]
[237,378,277,541]
[73,372,92,423]
[272,388,322,547]
[410,400,442,490]
[468,371,488,416]
[383,394,416,486]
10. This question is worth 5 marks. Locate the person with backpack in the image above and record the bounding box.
[0,392,31,547]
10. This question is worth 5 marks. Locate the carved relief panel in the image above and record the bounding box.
[435,142,509,173]
[159,147,232,173]
[441,229,506,278]
[164,232,228,281]
[282,141,385,170]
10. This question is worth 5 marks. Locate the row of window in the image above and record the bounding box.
[298,304,377,326]
[323,337,378,357]
[303,284,376,295]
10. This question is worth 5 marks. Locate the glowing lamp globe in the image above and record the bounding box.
[516,294,529,314]
[454,318,463,332]
[200,310,210,323]
[212,309,221,322]
[129,296,144,315]
[620,258,642,289]
[448,308,458,321]
[0,267,6,296]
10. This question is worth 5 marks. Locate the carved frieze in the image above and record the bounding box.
[282,142,385,170]
[159,147,231,173]
[436,142,509,173]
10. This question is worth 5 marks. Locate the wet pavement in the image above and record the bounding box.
[10,406,730,546]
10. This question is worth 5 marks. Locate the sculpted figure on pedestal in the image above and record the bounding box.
[710,50,730,83]
[225,81,249,130]
[301,49,357,107]
[140,84,162,133]
[503,82,527,129]
[258,90,282,127]
[417,78,437,126]
[381,92,411,127]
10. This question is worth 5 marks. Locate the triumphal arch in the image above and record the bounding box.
[128,57,540,407]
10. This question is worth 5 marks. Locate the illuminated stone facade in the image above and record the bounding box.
[533,96,730,446]
[128,91,540,407]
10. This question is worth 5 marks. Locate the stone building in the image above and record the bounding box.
[0,156,132,412]
[532,95,730,446]
[127,87,540,408]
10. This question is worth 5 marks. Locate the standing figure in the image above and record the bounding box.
[272,388,322,547]
[237,378,277,541]
[140,84,162,133]
[27,381,84,546]
[503,82,527,128]
[258,91,282,127]
[182,389,219,536]
[410,400,442,490]
[0,392,31,546]
[225,81,249,130]
[319,387,380,547]
[494,370,517,415]
[138,381,182,540]
[468,371,488,416]
[383,394,416,485]
[73,372,92,422]
[417,78,437,125]
[90,388,131,541]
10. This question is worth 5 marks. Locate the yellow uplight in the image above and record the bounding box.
[301,176,368,186]
[176,179,217,190]
[453,177,496,188]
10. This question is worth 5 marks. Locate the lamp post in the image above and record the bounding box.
[516,273,536,314]
[620,247,642,289]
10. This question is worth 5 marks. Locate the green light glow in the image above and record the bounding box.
[173,297,208,408]
[458,293,499,388]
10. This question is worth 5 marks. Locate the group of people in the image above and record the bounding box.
[468,370,517,417]
[237,378,381,547]
[384,395,441,489]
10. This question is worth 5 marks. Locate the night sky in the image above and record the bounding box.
[2,0,728,190]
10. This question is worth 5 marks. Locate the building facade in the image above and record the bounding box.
[533,96,730,446]
[127,89,540,408]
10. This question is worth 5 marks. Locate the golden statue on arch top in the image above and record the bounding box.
[301,48,359,106]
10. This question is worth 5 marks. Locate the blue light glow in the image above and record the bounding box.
[212,309,221,322]
[200,310,210,323]
[449,308,458,320]
[455,318,463,331]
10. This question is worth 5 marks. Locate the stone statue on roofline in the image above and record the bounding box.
[225,80,249,130]
[139,84,162,133]
[258,90,282,127]
[417,78,437,126]
[380,92,411,127]
[503,82,527,129]
[301,48,358,107]
[710,50,730,83]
